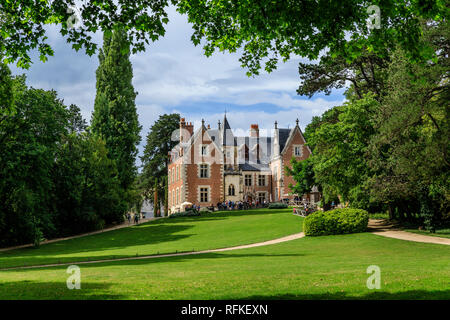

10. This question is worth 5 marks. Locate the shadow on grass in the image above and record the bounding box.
[240,290,450,300]
[0,223,195,268]
[1,251,305,272]
[0,280,126,299]
[0,208,297,269]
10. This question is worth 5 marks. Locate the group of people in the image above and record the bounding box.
[216,199,268,211]
[126,212,141,225]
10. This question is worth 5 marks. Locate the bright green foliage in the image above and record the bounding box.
[303,208,369,236]
[178,0,446,75]
[0,0,171,68]
[286,157,316,198]
[91,30,141,197]
[1,1,446,72]
[308,94,379,209]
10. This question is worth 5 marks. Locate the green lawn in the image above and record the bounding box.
[0,233,448,299]
[0,208,301,269]
[1,208,449,300]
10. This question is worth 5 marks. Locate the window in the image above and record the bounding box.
[200,187,209,202]
[199,164,209,178]
[258,192,266,203]
[258,175,266,186]
[200,145,208,156]
[172,190,175,206]
[245,174,252,186]
[168,169,171,184]
[169,191,171,206]
[228,184,235,196]
[294,145,302,157]
[172,169,175,183]
[176,188,179,205]
[176,165,179,180]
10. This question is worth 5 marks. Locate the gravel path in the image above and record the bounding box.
[368,219,450,246]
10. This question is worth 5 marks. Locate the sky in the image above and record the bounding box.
[10,6,346,165]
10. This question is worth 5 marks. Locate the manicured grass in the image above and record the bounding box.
[369,212,390,220]
[403,228,450,239]
[0,233,448,299]
[0,208,302,269]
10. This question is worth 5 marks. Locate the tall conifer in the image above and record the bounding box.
[92,30,141,194]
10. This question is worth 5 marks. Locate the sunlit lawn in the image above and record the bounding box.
[0,208,301,269]
[0,233,449,299]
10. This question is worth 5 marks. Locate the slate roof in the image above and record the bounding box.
[221,115,236,146]
[278,128,291,153]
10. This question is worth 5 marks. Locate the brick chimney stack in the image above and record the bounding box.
[180,118,194,141]
[250,124,259,138]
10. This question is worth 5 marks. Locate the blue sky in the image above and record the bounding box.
[10,6,346,162]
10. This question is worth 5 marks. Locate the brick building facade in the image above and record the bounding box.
[167,115,319,214]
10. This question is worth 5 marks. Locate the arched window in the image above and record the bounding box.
[228,184,235,196]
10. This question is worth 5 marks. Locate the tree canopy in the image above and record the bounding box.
[1,1,447,72]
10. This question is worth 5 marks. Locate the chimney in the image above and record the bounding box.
[250,124,259,138]
[185,121,194,137]
[180,118,194,141]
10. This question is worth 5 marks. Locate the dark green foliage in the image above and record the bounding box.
[268,203,288,209]
[52,133,126,237]
[91,29,141,201]
[303,208,369,236]
[141,113,180,206]
[0,65,125,247]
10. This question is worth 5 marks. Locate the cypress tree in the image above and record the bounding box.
[91,29,141,195]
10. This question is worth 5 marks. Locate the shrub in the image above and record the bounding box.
[168,210,201,219]
[268,202,288,209]
[303,208,369,236]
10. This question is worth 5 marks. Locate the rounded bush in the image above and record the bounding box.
[303,208,369,236]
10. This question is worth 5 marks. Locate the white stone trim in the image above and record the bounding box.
[197,185,211,203]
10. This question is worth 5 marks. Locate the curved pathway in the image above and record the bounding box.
[0,233,305,271]
[368,219,450,246]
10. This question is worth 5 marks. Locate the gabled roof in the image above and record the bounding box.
[280,125,311,155]
[222,115,235,146]
[278,128,291,153]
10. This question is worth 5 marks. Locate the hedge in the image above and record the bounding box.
[268,202,288,209]
[168,209,201,219]
[303,208,369,236]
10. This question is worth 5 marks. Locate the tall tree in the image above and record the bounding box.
[91,29,141,197]
[368,20,450,228]
[141,113,180,212]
